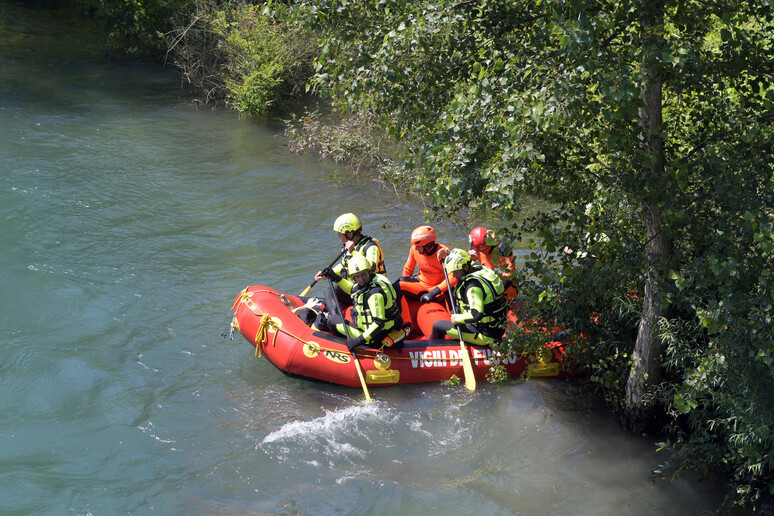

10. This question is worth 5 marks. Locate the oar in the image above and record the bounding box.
[442,265,477,392]
[327,277,372,402]
[300,249,346,296]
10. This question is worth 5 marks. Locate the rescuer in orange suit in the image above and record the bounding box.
[468,226,519,300]
[394,225,452,303]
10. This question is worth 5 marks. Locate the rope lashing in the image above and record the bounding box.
[254,313,277,358]
[234,287,325,359]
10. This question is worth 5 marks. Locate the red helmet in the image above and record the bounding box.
[469,226,490,252]
[411,225,436,246]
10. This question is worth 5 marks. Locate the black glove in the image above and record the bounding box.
[346,335,366,350]
[419,287,441,303]
[313,312,331,333]
[321,267,341,282]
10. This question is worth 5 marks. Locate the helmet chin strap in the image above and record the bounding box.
[419,242,437,255]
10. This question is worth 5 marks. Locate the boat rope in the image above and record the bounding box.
[232,287,531,363]
[253,313,273,358]
[232,288,284,358]
[233,287,365,360]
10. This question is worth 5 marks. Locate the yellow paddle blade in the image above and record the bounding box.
[440,265,475,392]
[353,355,372,402]
[460,342,477,392]
[299,284,312,297]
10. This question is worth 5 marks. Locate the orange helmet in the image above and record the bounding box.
[411,225,436,246]
[469,226,490,252]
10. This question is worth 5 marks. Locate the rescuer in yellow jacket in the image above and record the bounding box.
[430,249,508,347]
[315,213,386,306]
[317,254,402,350]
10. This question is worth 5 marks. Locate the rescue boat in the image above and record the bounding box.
[230,284,572,388]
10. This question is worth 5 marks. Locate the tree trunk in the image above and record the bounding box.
[624,0,673,433]
[625,202,672,432]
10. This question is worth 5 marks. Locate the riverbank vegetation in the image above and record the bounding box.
[64,0,773,509]
[165,1,316,114]
[69,0,316,114]
[290,2,774,509]
[282,109,406,185]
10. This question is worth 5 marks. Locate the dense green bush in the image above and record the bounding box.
[211,4,307,115]
[166,1,316,115]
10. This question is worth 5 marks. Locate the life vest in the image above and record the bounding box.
[341,235,386,277]
[455,266,508,336]
[351,273,400,332]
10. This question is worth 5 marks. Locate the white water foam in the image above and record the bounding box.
[261,402,385,445]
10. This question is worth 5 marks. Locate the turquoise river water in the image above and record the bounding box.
[0,2,723,514]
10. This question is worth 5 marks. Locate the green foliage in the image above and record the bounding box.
[657,318,774,507]
[294,0,774,506]
[442,374,461,387]
[166,0,317,114]
[210,4,288,115]
[485,364,510,384]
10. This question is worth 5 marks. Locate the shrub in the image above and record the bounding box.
[166,1,316,115]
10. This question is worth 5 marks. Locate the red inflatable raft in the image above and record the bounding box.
[231,285,571,388]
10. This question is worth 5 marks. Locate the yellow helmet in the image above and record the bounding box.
[347,254,372,276]
[444,248,471,273]
[333,213,362,234]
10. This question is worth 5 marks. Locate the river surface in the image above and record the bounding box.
[0,2,723,514]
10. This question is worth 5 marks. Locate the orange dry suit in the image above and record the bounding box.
[471,238,519,300]
[398,242,451,297]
